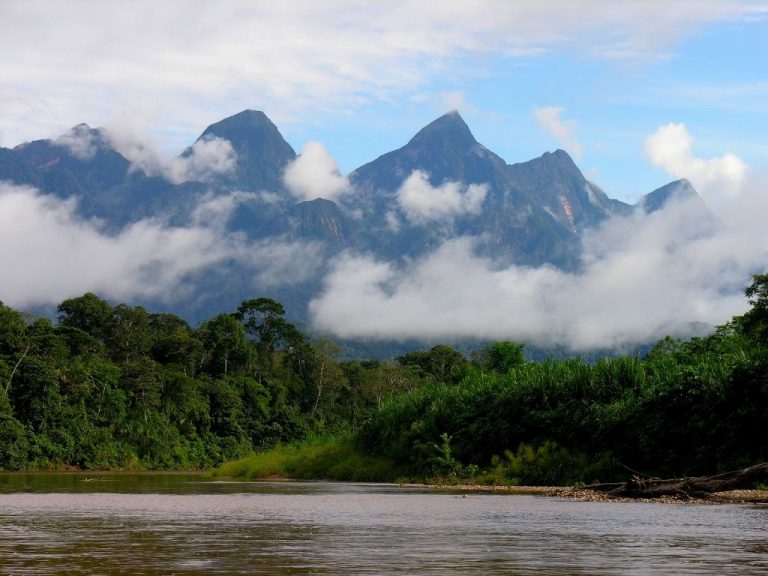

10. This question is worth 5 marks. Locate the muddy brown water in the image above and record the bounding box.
[0,473,766,574]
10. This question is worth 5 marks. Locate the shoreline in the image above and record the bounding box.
[422,483,768,504]
[3,469,766,504]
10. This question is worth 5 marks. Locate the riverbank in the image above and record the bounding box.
[422,483,768,504]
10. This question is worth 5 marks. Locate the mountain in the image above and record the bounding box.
[351,111,510,194]
[637,178,699,214]
[194,110,296,193]
[0,109,711,342]
[348,111,637,267]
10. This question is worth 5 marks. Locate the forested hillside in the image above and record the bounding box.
[1,276,767,482]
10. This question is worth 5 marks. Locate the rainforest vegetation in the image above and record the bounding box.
[1,275,767,485]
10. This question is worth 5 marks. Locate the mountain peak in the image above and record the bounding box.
[198,110,279,142]
[539,148,577,167]
[408,111,477,149]
[637,179,700,214]
[194,109,296,192]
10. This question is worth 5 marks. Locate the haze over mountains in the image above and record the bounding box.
[0,109,747,353]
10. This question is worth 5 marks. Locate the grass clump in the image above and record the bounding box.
[214,434,403,482]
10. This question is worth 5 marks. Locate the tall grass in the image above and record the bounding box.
[357,349,768,482]
[214,433,403,482]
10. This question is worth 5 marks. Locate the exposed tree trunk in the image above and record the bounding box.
[585,462,768,499]
[4,342,30,394]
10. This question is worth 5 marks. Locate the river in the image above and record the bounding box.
[0,473,765,574]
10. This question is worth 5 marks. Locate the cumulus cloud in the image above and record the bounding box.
[533,106,583,159]
[283,141,351,202]
[396,170,488,224]
[645,123,748,201]
[0,182,321,308]
[310,189,768,351]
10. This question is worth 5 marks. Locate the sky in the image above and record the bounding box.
[2,0,767,202]
[1,0,768,350]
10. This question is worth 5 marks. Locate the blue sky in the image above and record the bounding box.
[286,13,768,203]
[1,1,766,204]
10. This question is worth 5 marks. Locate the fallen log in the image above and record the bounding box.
[585,462,768,499]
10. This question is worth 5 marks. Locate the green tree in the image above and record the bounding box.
[480,341,525,374]
[739,273,768,342]
[307,338,346,421]
[107,304,152,362]
[234,298,304,378]
[57,293,113,341]
[199,314,250,377]
[398,345,467,384]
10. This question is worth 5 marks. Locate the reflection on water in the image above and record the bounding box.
[0,474,766,575]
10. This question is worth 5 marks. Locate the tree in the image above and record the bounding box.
[398,345,467,384]
[0,301,27,355]
[481,341,525,374]
[365,362,418,409]
[740,273,768,342]
[234,298,305,380]
[308,338,346,420]
[107,304,152,362]
[199,314,250,377]
[57,293,112,341]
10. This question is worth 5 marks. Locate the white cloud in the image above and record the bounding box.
[240,238,325,289]
[438,91,481,116]
[533,106,583,159]
[0,182,321,308]
[310,189,768,350]
[0,1,759,148]
[191,191,259,229]
[396,170,488,224]
[645,123,748,201]
[385,210,402,233]
[53,124,100,160]
[283,141,351,202]
[107,122,236,184]
[172,136,237,184]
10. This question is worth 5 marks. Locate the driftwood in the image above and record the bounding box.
[584,462,768,499]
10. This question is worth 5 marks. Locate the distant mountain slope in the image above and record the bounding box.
[0,109,712,340]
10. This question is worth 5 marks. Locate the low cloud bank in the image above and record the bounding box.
[0,182,320,308]
[310,191,767,351]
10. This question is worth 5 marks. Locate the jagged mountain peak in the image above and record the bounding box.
[196,109,293,152]
[407,110,477,150]
[514,148,580,174]
[350,111,506,194]
[195,109,296,192]
[198,110,274,138]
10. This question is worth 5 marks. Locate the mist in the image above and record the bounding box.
[0,182,322,309]
[309,187,767,350]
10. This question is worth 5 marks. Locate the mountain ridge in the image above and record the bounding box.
[0,109,712,340]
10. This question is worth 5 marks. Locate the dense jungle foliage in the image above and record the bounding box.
[1,275,767,483]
